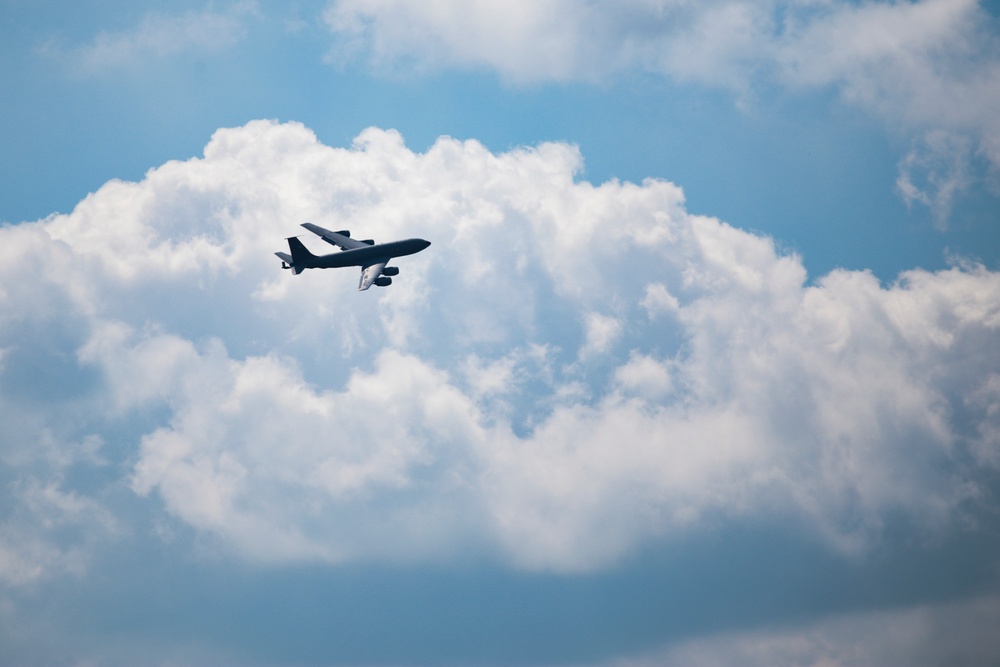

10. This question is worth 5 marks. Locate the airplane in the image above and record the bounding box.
[276,223,431,291]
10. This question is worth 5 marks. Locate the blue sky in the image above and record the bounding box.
[2,1,1000,666]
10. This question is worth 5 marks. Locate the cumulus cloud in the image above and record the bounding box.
[323,0,1000,221]
[1,120,999,581]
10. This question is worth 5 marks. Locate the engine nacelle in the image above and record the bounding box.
[361,239,375,245]
[374,277,393,287]
[381,266,399,276]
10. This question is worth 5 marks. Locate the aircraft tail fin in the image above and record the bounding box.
[278,237,317,275]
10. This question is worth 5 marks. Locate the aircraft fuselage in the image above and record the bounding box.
[303,238,431,269]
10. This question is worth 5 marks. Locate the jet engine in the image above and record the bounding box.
[374,277,393,287]
[382,266,399,276]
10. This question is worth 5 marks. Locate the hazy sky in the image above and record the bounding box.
[2,2,1000,665]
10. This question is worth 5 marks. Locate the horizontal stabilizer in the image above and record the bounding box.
[275,251,304,274]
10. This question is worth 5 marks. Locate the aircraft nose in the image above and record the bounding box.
[422,239,431,249]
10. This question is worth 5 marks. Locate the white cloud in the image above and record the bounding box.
[614,352,674,400]
[0,435,116,585]
[323,0,594,79]
[641,282,681,318]
[44,2,260,72]
[606,594,1000,667]
[579,312,623,359]
[323,0,1000,221]
[896,130,976,228]
[1,120,999,580]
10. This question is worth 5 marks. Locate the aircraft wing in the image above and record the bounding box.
[358,260,389,291]
[301,222,368,250]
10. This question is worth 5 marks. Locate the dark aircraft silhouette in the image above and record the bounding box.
[276,223,431,290]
